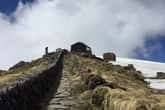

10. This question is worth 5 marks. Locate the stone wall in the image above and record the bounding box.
[0,52,64,110]
[103,52,116,62]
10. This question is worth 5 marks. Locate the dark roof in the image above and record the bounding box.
[71,42,90,48]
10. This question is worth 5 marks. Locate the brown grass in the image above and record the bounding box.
[66,53,165,110]
[0,53,58,87]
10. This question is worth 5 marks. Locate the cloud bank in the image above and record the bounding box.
[0,0,165,69]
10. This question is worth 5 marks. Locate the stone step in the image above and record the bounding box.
[47,104,68,109]
[46,70,76,110]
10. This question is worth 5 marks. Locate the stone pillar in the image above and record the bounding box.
[45,47,48,55]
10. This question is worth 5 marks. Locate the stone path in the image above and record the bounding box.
[46,69,76,110]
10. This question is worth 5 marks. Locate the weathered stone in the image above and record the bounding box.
[45,47,48,55]
[86,74,126,90]
[156,72,165,79]
[46,64,78,110]
[103,52,116,62]
[0,52,64,110]
[71,42,92,56]
[87,74,106,90]
[124,64,136,71]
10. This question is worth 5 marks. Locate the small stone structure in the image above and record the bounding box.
[56,48,68,55]
[103,52,116,62]
[156,72,165,79]
[124,64,136,71]
[44,47,64,57]
[56,48,63,52]
[45,47,48,55]
[71,42,92,56]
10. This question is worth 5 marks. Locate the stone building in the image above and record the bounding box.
[103,52,116,62]
[71,42,92,55]
[157,72,165,79]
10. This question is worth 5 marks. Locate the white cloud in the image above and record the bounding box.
[0,0,165,69]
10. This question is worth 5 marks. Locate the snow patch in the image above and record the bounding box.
[111,57,165,90]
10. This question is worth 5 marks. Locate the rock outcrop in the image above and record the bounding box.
[84,74,126,91]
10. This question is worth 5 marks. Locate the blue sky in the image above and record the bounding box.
[0,0,33,15]
[0,0,165,69]
[135,36,165,62]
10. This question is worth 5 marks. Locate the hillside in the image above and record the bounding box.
[113,57,165,77]
[64,53,165,110]
[0,52,59,88]
[0,44,165,110]
[111,57,165,90]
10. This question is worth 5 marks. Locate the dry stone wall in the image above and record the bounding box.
[0,52,64,110]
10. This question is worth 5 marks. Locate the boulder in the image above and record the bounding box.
[86,74,126,90]
[103,52,116,62]
[86,74,106,90]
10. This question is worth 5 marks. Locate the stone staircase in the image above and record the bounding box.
[46,70,76,110]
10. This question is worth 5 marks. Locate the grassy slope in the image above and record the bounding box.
[0,53,58,88]
[65,53,165,110]
[0,52,165,110]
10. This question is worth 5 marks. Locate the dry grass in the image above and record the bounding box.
[66,53,165,110]
[0,53,58,87]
